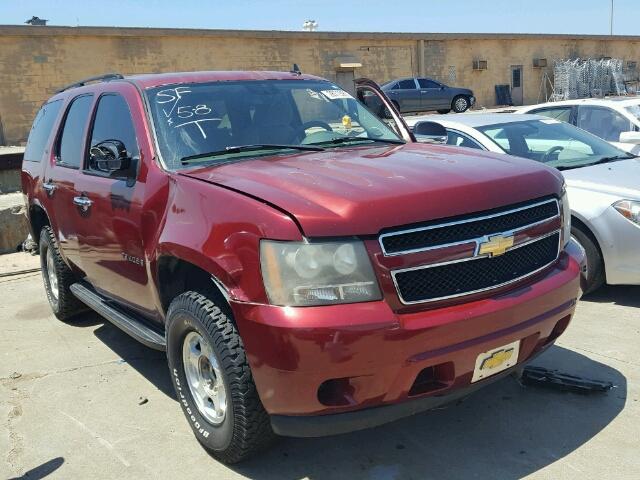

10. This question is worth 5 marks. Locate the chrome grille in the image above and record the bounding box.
[393,233,560,304]
[381,198,562,304]
[380,198,559,256]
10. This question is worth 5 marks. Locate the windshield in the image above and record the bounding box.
[625,104,640,122]
[146,80,402,169]
[477,118,633,170]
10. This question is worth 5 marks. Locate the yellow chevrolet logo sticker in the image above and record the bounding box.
[478,234,515,257]
[480,348,514,370]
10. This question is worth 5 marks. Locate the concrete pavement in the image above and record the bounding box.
[1,253,638,479]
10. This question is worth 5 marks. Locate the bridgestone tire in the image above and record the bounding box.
[571,227,605,294]
[39,226,84,321]
[166,291,275,464]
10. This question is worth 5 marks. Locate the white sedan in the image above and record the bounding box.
[405,113,640,293]
[518,98,640,155]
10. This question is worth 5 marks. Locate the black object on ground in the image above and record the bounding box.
[495,84,514,106]
[520,366,614,394]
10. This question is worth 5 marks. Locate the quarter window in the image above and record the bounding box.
[398,79,417,90]
[446,130,483,149]
[57,95,94,168]
[24,100,63,162]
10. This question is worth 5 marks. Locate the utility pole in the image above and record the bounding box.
[610,0,614,35]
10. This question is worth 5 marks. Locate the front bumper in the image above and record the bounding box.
[231,250,581,437]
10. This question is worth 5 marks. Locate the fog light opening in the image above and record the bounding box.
[409,362,455,397]
[317,377,356,407]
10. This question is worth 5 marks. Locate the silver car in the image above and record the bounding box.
[406,113,640,293]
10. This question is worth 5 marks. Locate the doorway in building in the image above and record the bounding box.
[336,70,356,95]
[511,65,524,106]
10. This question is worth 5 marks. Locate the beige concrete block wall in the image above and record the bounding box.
[0,26,639,145]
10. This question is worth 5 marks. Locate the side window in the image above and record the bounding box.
[418,79,440,89]
[530,107,572,123]
[398,79,417,90]
[87,94,140,177]
[24,100,63,162]
[446,130,483,149]
[577,106,631,142]
[57,95,94,168]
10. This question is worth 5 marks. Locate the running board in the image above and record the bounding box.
[70,283,166,351]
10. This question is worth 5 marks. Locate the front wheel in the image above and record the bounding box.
[166,291,275,464]
[452,96,470,113]
[571,227,605,294]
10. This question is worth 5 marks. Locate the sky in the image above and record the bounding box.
[1,0,639,35]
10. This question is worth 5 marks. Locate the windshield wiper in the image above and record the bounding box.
[309,137,405,147]
[555,154,636,171]
[181,144,325,165]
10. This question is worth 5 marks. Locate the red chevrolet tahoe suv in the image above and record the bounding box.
[22,71,583,463]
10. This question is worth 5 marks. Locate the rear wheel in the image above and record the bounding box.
[571,226,605,294]
[437,109,451,114]
[166,291,275,464]
[452,95,470,113]
[39,226,84,321]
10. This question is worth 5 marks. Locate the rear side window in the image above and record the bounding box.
[57,95,94,168]
[24,100,63,162]
[418,79,440,89]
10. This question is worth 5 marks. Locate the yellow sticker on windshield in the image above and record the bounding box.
[342,115,353,129]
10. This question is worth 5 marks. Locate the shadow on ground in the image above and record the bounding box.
[581,285,640,308]
[82,316,626,480]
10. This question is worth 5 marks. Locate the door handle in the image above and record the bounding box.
[73,195,93,212]
[42,181,56,196]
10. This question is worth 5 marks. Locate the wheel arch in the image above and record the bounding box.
[155,254,234,318]
[571,214,606,266]
[28,202,51,246]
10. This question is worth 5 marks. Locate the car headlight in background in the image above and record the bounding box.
[613,200,640,225]
[560,187,571,247]
[260,240,382,306]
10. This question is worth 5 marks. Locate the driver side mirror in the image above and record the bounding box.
[89,140,132,174]
[413,121,448,144]
[619,131,640,145]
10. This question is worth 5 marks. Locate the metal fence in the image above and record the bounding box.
[551,58,637,101]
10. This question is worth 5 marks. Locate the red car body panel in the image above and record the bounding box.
[21,71,582,431]
[182,143,563,237]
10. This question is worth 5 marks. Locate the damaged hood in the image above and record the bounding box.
[180,143,563,237]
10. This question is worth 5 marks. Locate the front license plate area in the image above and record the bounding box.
[471,340,520,383]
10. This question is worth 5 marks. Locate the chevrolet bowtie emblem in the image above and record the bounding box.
[480,348,515,370]
[478,234,515,257]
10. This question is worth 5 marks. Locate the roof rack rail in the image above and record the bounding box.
[55,73,124,93]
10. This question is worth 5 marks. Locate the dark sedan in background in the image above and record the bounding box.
[381,77,475,114]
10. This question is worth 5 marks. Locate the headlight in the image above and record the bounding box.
[560,186,571,248]
[613,200,640,225]
[260,240,382,306]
